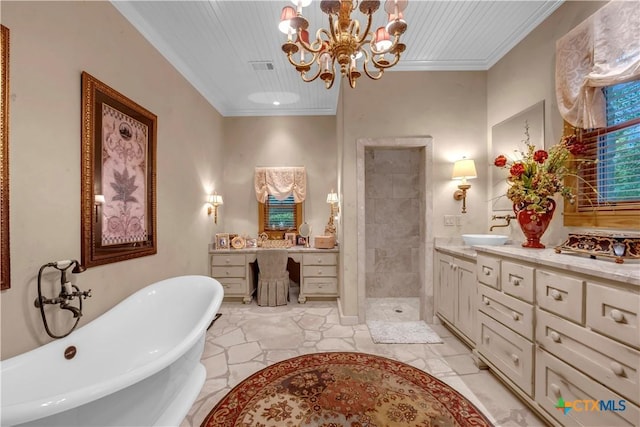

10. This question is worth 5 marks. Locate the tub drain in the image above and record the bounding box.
[394,307,403,313]
[64,345,77,360]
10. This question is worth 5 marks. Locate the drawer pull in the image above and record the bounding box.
[225,258,231,264]
[512,278,521,286]
[483,267,491,276]
[317,270,323,275]
[511,354,519,364]
[550,289,561,300]
[610,362,625,377]
[550,384,561,397]
[483,298,490,306]
[225,271,230,275]
[317,258,322,264]
[610,309,625,323]
[511,311,519,321]
[550,331,561,343]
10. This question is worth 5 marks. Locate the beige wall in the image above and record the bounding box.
[487,1,608,246]
[1,1,224,359]
[338,71,488,317]
[221,116,337,239]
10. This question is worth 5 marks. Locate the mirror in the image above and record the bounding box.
[298,222,311,248]
[491,101,545,211]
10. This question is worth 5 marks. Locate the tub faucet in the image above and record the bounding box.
[35,259,91,338]
[490,214,516,231]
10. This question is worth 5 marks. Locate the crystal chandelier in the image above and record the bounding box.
[279,0,409,89]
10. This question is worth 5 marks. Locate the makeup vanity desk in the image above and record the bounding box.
[208,245,339,304]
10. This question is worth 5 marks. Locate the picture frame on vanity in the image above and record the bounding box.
[80,71,157,268]
[285,232,296,246]
[245,238,257,248]
[297,236,307,246]
[216,233,230,250]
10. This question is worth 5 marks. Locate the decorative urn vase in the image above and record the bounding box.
[514,199,556,249]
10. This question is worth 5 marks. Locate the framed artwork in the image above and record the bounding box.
[297,236,307,246]
[216,233,230,250]
[80,72,157,268]
[231,235,246,249]
[246,238,257,248]
[1,25,9,290]
[284,232,296,246]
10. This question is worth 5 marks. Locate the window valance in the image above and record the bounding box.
[254,167,307,203]
[555,0,640,129]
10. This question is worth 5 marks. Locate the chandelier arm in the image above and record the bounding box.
[362,58,385,80]
[286,51,320,70]
[300,66,324,83]
[295,29,329,55]
[356,11,374,44]
[328,12,338,42]
[369,34,400,56]
[371,52,401,69]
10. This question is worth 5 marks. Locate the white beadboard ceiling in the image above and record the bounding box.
[112,0,563,117]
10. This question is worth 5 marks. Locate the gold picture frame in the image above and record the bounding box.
[1,25,9,290]
[216,233,230,250]
[80,72,157,268]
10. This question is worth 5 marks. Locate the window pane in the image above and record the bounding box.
[266,195,296,230]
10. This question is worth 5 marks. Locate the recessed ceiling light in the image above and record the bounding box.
[248,91,299,105]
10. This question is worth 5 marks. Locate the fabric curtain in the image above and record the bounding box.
[555,0,640,129]
[254,166,306,203]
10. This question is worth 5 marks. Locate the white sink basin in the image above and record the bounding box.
[462,234,509,246]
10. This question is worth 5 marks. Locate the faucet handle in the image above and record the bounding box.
[82,289,92,299]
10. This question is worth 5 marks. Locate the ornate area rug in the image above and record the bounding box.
[200,352,493,427]
[367,320,444,344]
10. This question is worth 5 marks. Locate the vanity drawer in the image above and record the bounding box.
[536,269,584,324]
[501,261,534,303]
[303,253,337,266]
[218,278,247,294]
[211,266,246,278]
[303,265,337,277]
[476,255,500,289]
[535,349,640,427]
[303,277,338,294]
[536,309,640,405]
[478,284,534,339]
[478,312,534,396]
[586,283,640,349]
[211,254,246,266]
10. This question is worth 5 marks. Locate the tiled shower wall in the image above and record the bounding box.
[365,147,424,298]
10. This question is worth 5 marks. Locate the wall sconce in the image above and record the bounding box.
[325,190,339,236]
[207,192,224,224]
[94,194,105,222]
[452,158,477,214]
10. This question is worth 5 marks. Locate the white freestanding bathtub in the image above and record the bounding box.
[1,275,224,426]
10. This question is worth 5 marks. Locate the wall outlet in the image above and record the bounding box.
[444,215,455,226]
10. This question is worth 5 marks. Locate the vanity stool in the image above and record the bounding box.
[256,250,289,306]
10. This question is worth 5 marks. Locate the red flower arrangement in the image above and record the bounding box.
[493,123,589,213]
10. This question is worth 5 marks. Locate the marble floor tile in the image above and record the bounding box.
[180,299,545,427]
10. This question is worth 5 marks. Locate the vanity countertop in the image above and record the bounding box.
[209,245,339,254]
[436,240,639,286]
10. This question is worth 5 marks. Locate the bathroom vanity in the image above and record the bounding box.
[435,242,640,427]
[209,246,339,303]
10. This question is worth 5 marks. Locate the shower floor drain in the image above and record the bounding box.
[394,308,403,313]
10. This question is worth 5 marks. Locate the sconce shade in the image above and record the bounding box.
[94,194,106,204]
[279,6,296,33]
[208,194,224,206]
[326,191,339,204]
[452,159,477,181]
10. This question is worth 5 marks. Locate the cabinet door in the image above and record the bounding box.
[455,258,477,343]
[435,253,454,322]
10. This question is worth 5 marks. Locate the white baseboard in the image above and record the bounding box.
[337,298,359,325]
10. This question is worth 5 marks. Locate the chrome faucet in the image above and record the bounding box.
[490,214,516,231]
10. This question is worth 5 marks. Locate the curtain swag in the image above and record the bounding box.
[555,0,640,129]
[254,167,307,203]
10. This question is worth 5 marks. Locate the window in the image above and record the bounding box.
[564,79,640,229]
[258,194,302,238]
